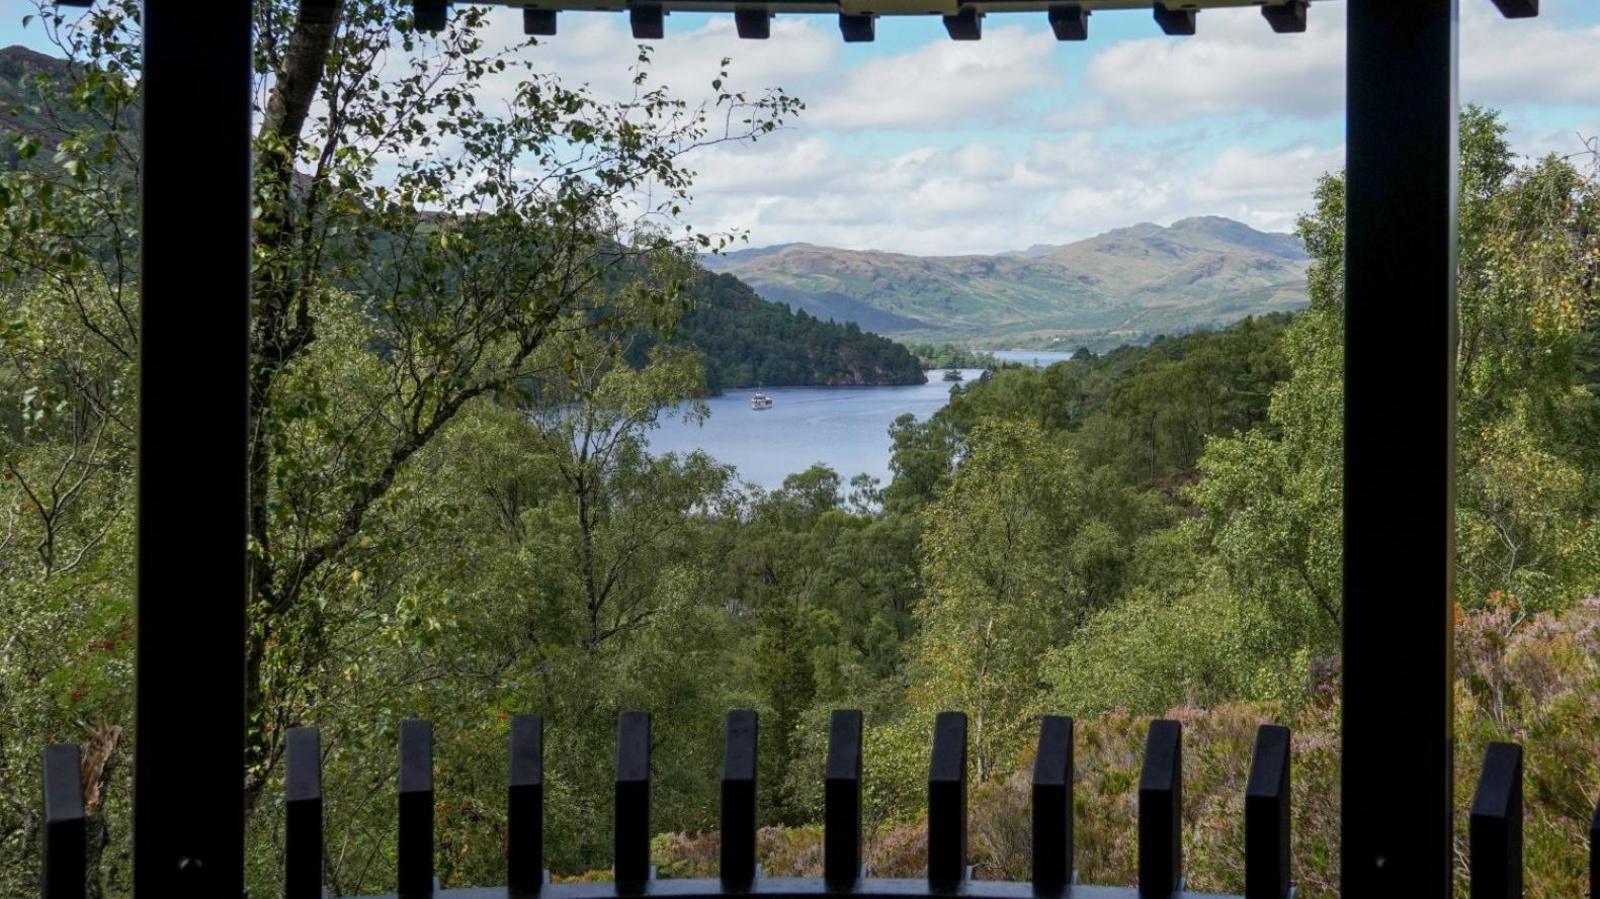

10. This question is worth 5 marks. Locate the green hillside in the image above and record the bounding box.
[658,272,926,391]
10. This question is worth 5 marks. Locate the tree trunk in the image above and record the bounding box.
[244,0,345,814]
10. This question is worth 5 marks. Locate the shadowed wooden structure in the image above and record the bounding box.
[31,1,1594,898]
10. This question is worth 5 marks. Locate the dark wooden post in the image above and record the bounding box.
[134,2,251,895]
[824,710,864,889]
[1245,725,1292,899]
[1031,716,1074,894]
[720,710,759,890]
[284,728,323,899]
[1343,3,1459,898]
[398,720,435,897]
[1590,796,1600,899]
[509,715,545,896]
[1138,720,1182,899]
[1469,743,1523,899]
[927,712,968,889]
[615,712,652,891]
[42,744,85,899]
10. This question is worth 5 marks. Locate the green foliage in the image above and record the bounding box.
[902,342,1000,371]
[1194,107,1600,632]
[934,313,1291,487]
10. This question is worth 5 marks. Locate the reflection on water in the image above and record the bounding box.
[645,370,984,491]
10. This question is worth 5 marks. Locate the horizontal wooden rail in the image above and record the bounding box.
[337,878,1246,898]
[37,711,1573,899]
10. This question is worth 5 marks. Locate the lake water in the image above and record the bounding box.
[646,370,985,491]
[646,351,1077,491]
[991,349,1077,367]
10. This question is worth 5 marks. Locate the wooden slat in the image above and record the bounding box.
[285,727,324,899]
[824,710,864,889]
[927,712,968,889]
[615,712,653,890]
[1031,716,1074,894]
[398,720,435,898]
[42,744,85,899]
[720,711,759,890]
[1244,725,1291,899]
[509,715,545,896]
[1138,720,1182,899]
[1470,743,1523,899]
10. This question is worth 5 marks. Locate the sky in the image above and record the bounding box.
[4,1,1600,256]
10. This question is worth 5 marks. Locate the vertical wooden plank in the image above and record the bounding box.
[42,744,85,899]
[1589,796,1599,899]
[1469,743,1523,899]
[927,712,968,889]
[824,710,863,889]
[1343,4,1459,898]
[1031,716,1074,894]
[615,711,652,890]
[284,728,323,899]
[720,710,759,890]
[398,720,434,898]
[509,715,545,896]
[134,1,251,895]
[1138,720,1182,899]
[1245,725,1292,899]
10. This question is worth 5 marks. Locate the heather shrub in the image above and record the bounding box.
[650,603,1598,899]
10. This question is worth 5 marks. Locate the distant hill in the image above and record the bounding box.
[704,217,1311,349]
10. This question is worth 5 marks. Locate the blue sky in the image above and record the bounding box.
[5,1,1600,254]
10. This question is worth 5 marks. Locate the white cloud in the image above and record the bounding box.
[1083,3,1344,125]
[674,129,1342,255]
[1461,8,1600,108]
[446,3,1600,255]
[805,26,1063,130]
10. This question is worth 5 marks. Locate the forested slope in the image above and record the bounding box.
[666,271,925,390]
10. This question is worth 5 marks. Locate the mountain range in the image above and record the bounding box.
[703,217,1311,349]
[5,44,1310,359]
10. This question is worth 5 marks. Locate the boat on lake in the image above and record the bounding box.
[750,391,774,410]
[943,368,964,382]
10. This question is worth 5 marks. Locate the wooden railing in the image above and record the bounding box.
[37,710,1581,899]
